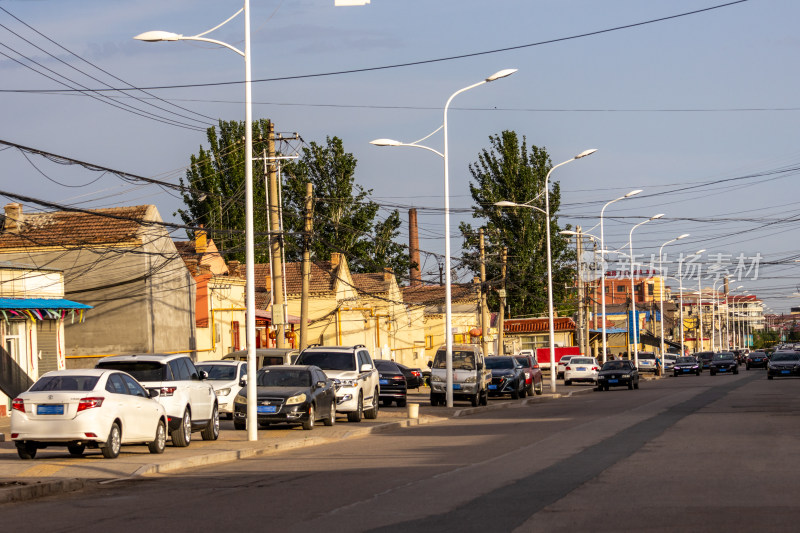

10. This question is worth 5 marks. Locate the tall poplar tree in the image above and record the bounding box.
[459,131,575,317]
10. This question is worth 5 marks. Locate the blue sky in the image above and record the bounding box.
[2,0,799,314]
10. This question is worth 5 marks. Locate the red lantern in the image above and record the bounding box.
[469,327,482,337]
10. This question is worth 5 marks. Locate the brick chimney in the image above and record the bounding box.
[195,226,207,254]
[3,203,23,234]
[199,263,212,276]
[408,209,421,286]
[227,260,240,277]
[186,258,199,276]
[331,253,341,269]
[383,268,394,283]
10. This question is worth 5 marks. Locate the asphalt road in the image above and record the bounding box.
[3,370,799,532]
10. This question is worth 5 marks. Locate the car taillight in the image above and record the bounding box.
[12,398,25,413]
[160,386,177,397]
[566,366,572,371]
[592,366,599,371]
[411,371,421,377]
[392,376,404,381]
[77,397,104,412]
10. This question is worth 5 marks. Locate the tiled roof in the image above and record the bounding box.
[251,261,338,295]
[400,283,477,305]
[351,273,390,295]
[504,317,576,333]
[0,205,152,249]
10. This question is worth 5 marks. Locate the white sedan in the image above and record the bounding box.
[196,360,247,418]
[564,357,600,386]
[11,369,168,460]
[556,356,575,379]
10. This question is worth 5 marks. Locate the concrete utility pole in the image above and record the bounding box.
[497,247,507,355]
[576,226,585,355]
[479,229,490,357]
[299,182,313,350]
[267,122,286,348]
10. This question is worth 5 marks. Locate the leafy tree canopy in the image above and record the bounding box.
[459,130,575,317]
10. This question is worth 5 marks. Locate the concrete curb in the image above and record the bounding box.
[0,478,86,504]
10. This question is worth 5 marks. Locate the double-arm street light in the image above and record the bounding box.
[135,3,260,441]
[496,148,598,393]
[371,68,517,408]
[628,214,664,368]
[599,190,642,363]
[728,285,743,349]
[657,234,689,373]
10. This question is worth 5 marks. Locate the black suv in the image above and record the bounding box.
[485,356,527,399]
[694,351,714,370]
[709,352,738,375]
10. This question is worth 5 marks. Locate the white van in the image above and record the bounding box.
[428,344,490,407]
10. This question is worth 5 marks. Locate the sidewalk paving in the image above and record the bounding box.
[0,384,599,504]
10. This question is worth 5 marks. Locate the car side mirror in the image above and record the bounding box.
[316,380,326,389]
[360,363,373,372]
[197,370,208,381]
[477,361,484,370]
[427,361,433,368]
[149,389,160,398]
[239,378,247,388]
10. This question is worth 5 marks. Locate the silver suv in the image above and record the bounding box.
[295,345,379,422]
[96,354,219,447]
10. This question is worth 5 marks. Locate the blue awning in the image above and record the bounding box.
[589,327,628,334]
[0,298,92,310]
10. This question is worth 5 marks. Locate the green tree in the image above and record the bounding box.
[281,136,410,276]
[459,131,575,317]
[177,119,272,262]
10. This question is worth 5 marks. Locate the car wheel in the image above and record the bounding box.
[171,409,192,447]
[511,383,520,400]
[634,380,639,389]
[710,370,716,376]
[768,375,774,380]
[234,418,246,430]
[565,380,571,386]
[16,442,37,460]
[323,401,336,426]
[603,385,609,391]
[746,365,750,370]
[302,405,315,430]
[67,443,85,456]
[348,392,364,422]
[101,423,121,459]
[148,420,167,454]
[535,381,543,395]
[696,370,700,376]
[364,389,379,419]
[201,404,220,441]
[471,393,479,407]
[481,389,489,405]
[628,381,634,390]
[527,384,534,395]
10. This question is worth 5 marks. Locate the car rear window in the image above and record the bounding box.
[570,358,594,365]
[486,358,514,369]
[374,360,400,372]
[31,375,99,392]
[295,351,356,371]
[514,357,532,367]
[96,361,169,382]
[196,364,237,380]
[601,361,628,371]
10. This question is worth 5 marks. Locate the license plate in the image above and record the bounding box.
[37,404,64,415]
[452,384,461,390]
[578,367,587,371]
[781,370,790,374]
[683,369,691,372]
[719,369,727,372]
[257,405,277,414]
[488,384,497,390]
[608,379,619,384]
[379,379,389,385]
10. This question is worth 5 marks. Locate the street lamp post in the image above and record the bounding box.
[496,148,598,394]
[560,229,602,359]
[370,68,517,408]
[135,3,259,441]
[658,234,689,373]
[693,249,706,352]
[628,214,664,369]
[728,285,743,349]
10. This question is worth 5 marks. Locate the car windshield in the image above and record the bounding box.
[256,369,311,387]
[433,350,476,370]
[30,375,99,392]
[601,361,628,371]
[486,358,514,370]
[638,353,655,360]
[514,357,532,367]
[770,352,800,362]
[295,352,355,371]
[96,361,168,382]
[713,353,735,361]
[195,364,237,380]
[570,358,594,365]
[374,360,400,372]
[676,357,696,364]
[750,352,765,357]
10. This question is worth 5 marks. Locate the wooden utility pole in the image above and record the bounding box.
[497,247,507,355]
[479,229,489,357]
[576,226,585,355]
[299,182,313,350]
[267,122,286,348]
